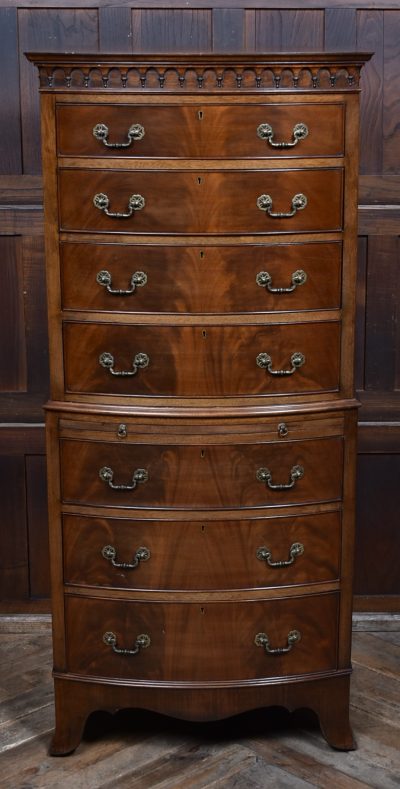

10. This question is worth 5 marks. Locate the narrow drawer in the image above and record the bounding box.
[56,103,344,159]
[60,436,343,510]
[58,168,343,235]
[61,241,342,315]
[65,593,339,681]
[63,321,341,398]
[63,511,341,590]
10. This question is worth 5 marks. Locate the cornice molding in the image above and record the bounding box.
[26,53,372,92]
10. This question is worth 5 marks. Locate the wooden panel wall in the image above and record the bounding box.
[0,0,399,612]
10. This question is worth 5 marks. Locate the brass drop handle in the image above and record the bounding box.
[256,464,304,490]
[99,466,149,491]
[96,270,147,295]
[256,542,304,568]
[93,192,145,218]
[257,193,307,218]
[99,351,149,377]
[255,630,301,655]
[256,269,307,293]
[93,122,145,148]
[256,351,305,376]
[257,122,308,148]
[103,631,151,656]
[102,544,151,569]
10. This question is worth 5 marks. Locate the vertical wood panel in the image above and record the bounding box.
[132,10,212,53]
[364,236,399,392]
[212,9,245,52]
[255,10,323,52]
[324,8,357,51]
[0,237,27,393]
[22,236,49,398]
[383,10,400,174]
[26,455,49,599]
[357,10,384,175]
[18,9,99,174]
[244,9,256,52]
[0,455,28,600]
[355,455,400,595]
[0,8,22,174]
[355,236,367,393]
[99,6,133,54]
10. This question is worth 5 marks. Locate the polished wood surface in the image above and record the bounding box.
[32,51,364,752]
[58,168,343,235]
[60,240,342,315]
[56,102,345,159]
[60,434,344,510]
[62,510,341,590]
[63,321,341,398]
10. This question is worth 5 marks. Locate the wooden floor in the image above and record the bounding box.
[0,625,399,788]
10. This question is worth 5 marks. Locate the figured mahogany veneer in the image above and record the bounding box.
[60,241,342,315]
[28,50,370,755]
[62,511,342,591]
[64,593,339,682]
[60,435,343,510]
[58,168,343,235]
[56,103,344,159]
[63,320,341,399]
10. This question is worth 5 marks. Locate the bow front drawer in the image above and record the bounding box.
[61,241,342,315]
[63,321,340,399]
[63,510,341,591]
[60,435,343,510]
[56,102,344,159]
[65,593,339,681]
[58,168,343,235]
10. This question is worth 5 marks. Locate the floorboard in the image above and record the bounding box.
[0,630,399,788]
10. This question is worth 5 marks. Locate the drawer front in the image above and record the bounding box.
[65,593,339,681]
[63,321,341,398]
[61,241,342,315]
[59,169,343,235]
[63,511,341,590]
[57,103,344,159]
[60,436,343,510]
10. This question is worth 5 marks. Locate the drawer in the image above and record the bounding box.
[58,168,343,235]
[65,593,339,681]
[63,511,341,590]
[60,436,343,510]
[61,241,342,315]
[56,103,344,159]
[63,321,341,399]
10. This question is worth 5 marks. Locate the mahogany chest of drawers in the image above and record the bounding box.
[29,52,369,754]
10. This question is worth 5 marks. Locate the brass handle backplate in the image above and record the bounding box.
[96,269,147,295]
[256,542,304,568]
[256,464,304,490]
[102,544,151,569]
[257,122,309,148]
[257,193,307,218]
[256,351,305,376]
[99,351,149,377]
[103,631,151,656]
[256,269,307,293]
[93,122,145,148]
[93,192,145,218]
[99,466,149,490]
[255,630,301,655]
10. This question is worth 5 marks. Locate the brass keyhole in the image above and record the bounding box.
[198,110,203,120]
[199,250,205,259]
[202,329,207,339]
[200,449,206,458]
[197,176,203,185]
